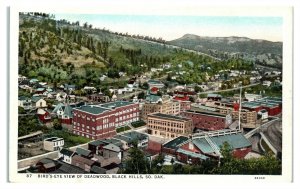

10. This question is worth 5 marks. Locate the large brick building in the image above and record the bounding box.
[180,110,232,131]
[141,95,180,120]
[147,113,193,139]
[72,101,139,140]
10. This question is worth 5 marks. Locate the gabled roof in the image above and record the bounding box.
[64,105,73,118]
[60,148,74,157]
[18,96,30,101]
[31,96,43,103]
[75,147,92,157]
[52,103,64,113]
[103,143,121,152]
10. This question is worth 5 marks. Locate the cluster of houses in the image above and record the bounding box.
[19,67,282,172]
[27,131,149,174]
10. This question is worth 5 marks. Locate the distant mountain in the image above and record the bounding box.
[168,34,282,68]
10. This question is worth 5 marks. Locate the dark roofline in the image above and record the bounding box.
[184,110,227,118]
[148,113,191,122]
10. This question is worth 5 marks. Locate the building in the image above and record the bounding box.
[147,113,193,139]
[72,101,139,140]
[71,155,100,172]
[18,96,32,110]
[244,93,262,102]
[181,110,232,131]
[31,96,47,108]
[147,79,165,89]
[102,143,122,160]
[190,130,252,159]
[87,94,110,103]
[258,109,268,120]
[88,138,123,155]
[113,131,148,149]
[207,94,222,101]
[59,148,76,164]
[173,94,191,112]
[141,95,180,120]
[37,108,52,123]
[43,137,64,151]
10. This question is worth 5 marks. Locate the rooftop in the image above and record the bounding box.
[114,131,148,143]
[89,138,123,148]
[103,143,121,152]
[176,148,209,160]
[163,136,189,150]
[100,101,134,109]
[148,113,191,122]
[60,148,74,157]
[44,137,63,142]
[184,110,227,118]
[74,105,108,115]
[193,133,251,154]
[75,147,92,157]
[207,94,222,98]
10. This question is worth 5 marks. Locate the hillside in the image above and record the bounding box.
[168,34,282,68]
[18,13,259,89]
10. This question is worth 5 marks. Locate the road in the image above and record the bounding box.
[263,119,282,152]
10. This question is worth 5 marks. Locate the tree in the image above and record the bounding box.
[123,143,150,174]
[53,118,62,130]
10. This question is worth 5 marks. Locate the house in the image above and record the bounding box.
[258,109,268,120]
[102,143,122,160]
[35,158,58,173]
[88,93,110,103]
[64,84,76,93]
[35,87,46,95]
[148,79,165,89]
[75,147,93,159]
[56,91,67,102]
[71,155,100,172]
[244,93,262,102]
[59,148,75,164]
[207,94,222,101]
[113,131,148,149]
[18,75,27,83]
[29,78,39,85]
[43,137,64,151]
[88,138,123,155]
[37,108,52,123]
[18,96,32,110]
[100,75,107,81]
[263,80,272,87]
[31,96,47,108]
[83,86,97,94]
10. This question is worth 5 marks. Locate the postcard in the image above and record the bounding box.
[8,2,293,185]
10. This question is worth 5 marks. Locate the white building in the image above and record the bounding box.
[59,148,75,164]
[244,93,262,102]
[258,109,268,120]
[43,137,64,151]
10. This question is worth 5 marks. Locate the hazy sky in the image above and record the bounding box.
[54,14,282,42]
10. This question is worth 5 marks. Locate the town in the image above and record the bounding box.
[17,12,282,175]
[18,67,282,174]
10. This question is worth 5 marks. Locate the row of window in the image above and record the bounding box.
[149,125,185,133]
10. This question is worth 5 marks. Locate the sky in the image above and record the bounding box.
[55,14,282,42]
